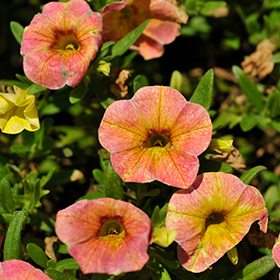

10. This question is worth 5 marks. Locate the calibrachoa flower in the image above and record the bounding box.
[0,259,51,280]
[272,234,280,277]
[98,86,212,189]
[102,0,188,60]
[55,198,152,275]
[20,0,102,90]
[166,172,268,273]
[0,86,40,134]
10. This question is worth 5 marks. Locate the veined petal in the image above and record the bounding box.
[166,172,268,273]
[55,198,152,275]
[143,19,180,45]
[131,86,187,131]
[0,260,51,280]
[170,102,212,155]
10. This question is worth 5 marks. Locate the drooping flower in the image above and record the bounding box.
[20,0,103,90]
[0,86,40,134]
[101,0,188,60]
[0,259,52,280]
[55,198,152,275]
[166,172,268,273]
[98,86,212,189]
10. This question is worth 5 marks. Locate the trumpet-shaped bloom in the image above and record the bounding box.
[98,86,212,189]
[166,172,268,273]
[0,259,52,280]
[102,0,188,60]
[55,198,152,275]
[20,0,102,90]
[0,86,40,134]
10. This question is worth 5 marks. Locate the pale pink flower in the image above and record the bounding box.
[21,0,102,89]
[55,198,152,275]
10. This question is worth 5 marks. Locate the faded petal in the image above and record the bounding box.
[0,260,51,280]
[21,0,102,89]
[166,172,268,273]
[56,198,152,275]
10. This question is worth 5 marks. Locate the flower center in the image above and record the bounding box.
[54,33,80,53]
[145,134,170,148]
[205,212,225,229]
[98,218,125,238]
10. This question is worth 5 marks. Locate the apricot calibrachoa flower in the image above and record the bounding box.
[20,0,102,90]
[272,234,280,274]
[166,172,268,273]
[55,198,152,275]
[102,0,188,60]
[0,260,51,280]
[99,86,212,189]
[0,86,40,134]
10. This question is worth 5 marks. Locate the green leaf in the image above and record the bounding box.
[56,258,79,272]
[229,254,275,280]
[27,179,41,213]
[27,243,49,268]
[133,74,149,93]
[76,192,106,202]
[271,51,280,63]
[0,178,16,214]
[0,80,29,90]
[190,69,214,110]
[267,91,280,118]
[41,167,56,187]
[199,158,232,173]
[45,269,70,280]
[111,19,151,58]
[240,113,261,132]
[4,210,28,260]
[69,75,90,104]
[240,166,266,185]
[28,84,47,95]
[232,66,264,112]
[10,21,24,45]
[103,161,124,200]
[10,144,31,153]
[151,206,160,227]
[170,70,183,91]
[92,169,105,185]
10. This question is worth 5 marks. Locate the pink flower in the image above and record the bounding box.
[98,86,212,189]
[166,172,268,273]
[55,198,152,275]
[20,0,102,90]
[101,0,188,60]
[0,259,51,280]
[273,234,280,279]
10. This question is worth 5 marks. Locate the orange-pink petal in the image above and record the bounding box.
[55,198,152,275]
[273,235,280,268]
[0,260,51,280]
[98,86,212,188]
[166,172,268,273]
[21,0,102,90]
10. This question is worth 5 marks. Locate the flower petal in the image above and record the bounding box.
[166,172,268,273]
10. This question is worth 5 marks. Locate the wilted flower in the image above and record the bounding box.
[21,0,103,90]
[166,172,268,273]
[0,86,40,134]
[0,259,51,280]
[55,198,152,275]
[98,86,212,189]
[102,0,188,60]
[241,39,276,79]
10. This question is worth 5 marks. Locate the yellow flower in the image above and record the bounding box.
[153,226,177,248]
[0,86,40,134]
[208,139,233,153]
